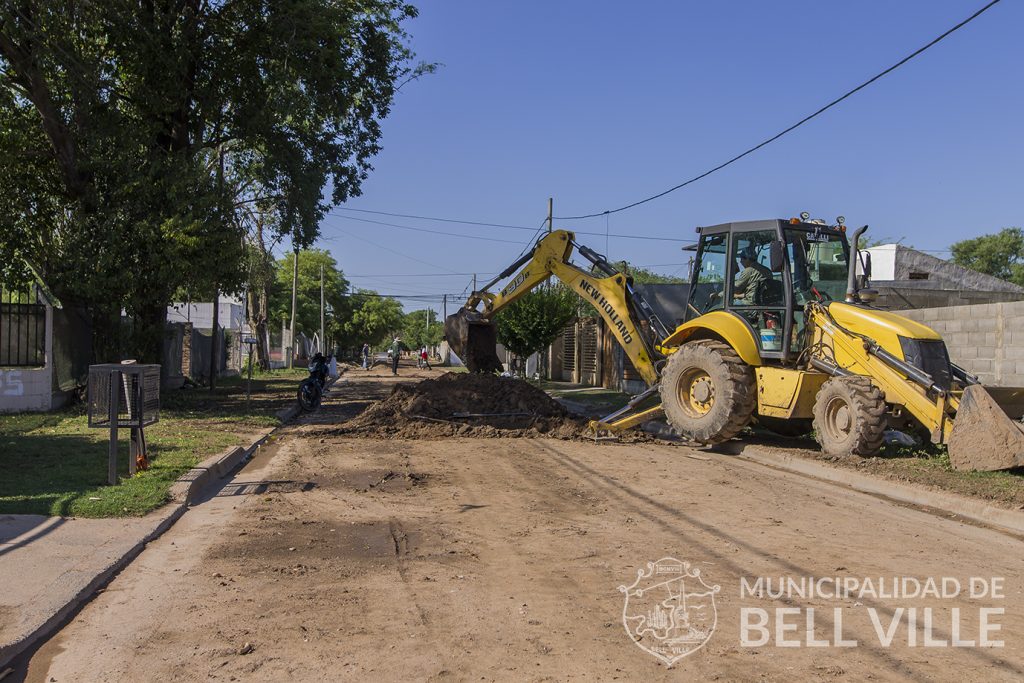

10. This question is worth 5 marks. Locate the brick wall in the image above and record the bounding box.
[898,301,1024,387]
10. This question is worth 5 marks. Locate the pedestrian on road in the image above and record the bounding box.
[390,336,402,375]
[420,347,431,370]
[361,342,370,370]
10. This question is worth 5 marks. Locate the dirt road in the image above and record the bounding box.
[21,368,1024,681]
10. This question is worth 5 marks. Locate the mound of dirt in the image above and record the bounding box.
[338,373,591,439]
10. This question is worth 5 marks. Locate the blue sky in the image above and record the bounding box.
[310,0,1022,312]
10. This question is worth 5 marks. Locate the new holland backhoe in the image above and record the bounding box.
[444,216,1024,471]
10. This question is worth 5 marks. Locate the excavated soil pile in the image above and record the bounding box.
[339,373,591,439]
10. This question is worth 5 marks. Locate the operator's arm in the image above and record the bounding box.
[733,267,754,295]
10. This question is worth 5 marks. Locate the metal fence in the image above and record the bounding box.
[0,288,46,367]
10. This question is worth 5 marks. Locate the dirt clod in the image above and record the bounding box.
[337,373,590,439]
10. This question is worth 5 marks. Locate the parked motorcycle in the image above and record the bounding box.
[297,352,332,411]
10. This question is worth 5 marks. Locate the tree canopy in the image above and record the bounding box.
[401,308,443,350]
[0,1,423,360]
[269,250,350,342]
[950,228,1024,287]
[495,286,579,362]
[343,293,404,349]
[609,261,687,285]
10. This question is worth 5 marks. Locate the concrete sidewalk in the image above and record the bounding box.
[0,508,184,667]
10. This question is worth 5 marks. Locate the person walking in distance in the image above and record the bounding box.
[361,342,370,370]
[389,336,402,376]
[420,347,432,370]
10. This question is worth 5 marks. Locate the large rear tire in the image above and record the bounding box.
[659,340,756,444]
[813,376,886,456]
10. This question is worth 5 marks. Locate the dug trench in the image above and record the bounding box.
[319,370,652,441]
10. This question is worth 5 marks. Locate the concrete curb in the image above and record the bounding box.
[734,448,1024,536]
[0,396,306,670]
[0,504,185,669]
[169,446,245,504]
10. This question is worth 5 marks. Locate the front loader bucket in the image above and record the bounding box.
[947,385,1024,471]
[444,309,504,374]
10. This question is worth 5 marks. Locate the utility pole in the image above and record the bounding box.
[209,286,219,390]
[288,247,298,368]
[442,294,449,365]
[472,273,477,293]
[547,197,553,233]
[210,144,225,391]
[319,263,325,355]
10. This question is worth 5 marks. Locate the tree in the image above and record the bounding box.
[0,1,425,361]
[606,261,687,285]
[401,308,443,350]
[950,228,1024,287]
[342,293,404,349]
[495,286,579,375]
[269,250,350,348]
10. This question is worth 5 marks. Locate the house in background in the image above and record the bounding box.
[165,296,251,387]
[864,244,1024,309]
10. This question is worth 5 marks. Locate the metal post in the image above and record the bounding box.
[319,263,325,355]
[547,197,553,233]
[108,371,120,485]
[472,273,477,293]
[246,343,253,406]
[210,285,219,390]
[288,247,298,368]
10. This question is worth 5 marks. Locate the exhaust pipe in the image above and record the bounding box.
[845,225,868,303]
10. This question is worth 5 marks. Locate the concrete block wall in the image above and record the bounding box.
[897,300,1024,386]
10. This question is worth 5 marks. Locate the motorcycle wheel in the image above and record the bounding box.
[297,380,322,411]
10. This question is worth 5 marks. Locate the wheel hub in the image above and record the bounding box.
[677,369,715,417]
[825,397,853,438]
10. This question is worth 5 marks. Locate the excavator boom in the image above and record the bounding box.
[445,229,664,386]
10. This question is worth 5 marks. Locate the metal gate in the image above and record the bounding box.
[579,318,600,386]
[561,324,576,381]
[1,288,45,367]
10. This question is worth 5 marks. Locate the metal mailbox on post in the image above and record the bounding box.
[87,363,161,484]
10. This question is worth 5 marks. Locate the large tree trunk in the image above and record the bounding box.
[134,300,169,365]
[247,285,270,371]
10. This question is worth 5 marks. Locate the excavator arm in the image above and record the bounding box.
[445,229,669,430]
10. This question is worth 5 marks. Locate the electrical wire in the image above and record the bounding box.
[553,0,1004,221]
[331,206,535,231]
[330,228,463,274]
[325,212,523,244]
[331,207,689,242]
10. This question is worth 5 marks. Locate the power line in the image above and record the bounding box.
[345,272,497,277]
[332,206,534,231]
[329,228,463,274]
[554,0,1004,221]
[332,207,690,242]
[325,212,523,244]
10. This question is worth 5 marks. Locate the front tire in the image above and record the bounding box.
[297,380,322,412]
[813,376,886,456]
[659,340,756,444]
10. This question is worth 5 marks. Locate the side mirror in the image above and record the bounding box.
[769,240,785,273]
[863,251,872,279]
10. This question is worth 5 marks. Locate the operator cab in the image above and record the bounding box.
[684,216,852,361]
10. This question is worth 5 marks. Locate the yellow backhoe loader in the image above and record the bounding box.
[445,217,1024,471]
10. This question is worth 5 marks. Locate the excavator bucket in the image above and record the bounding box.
[444,309,504,374]
[947,385,1024,471]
